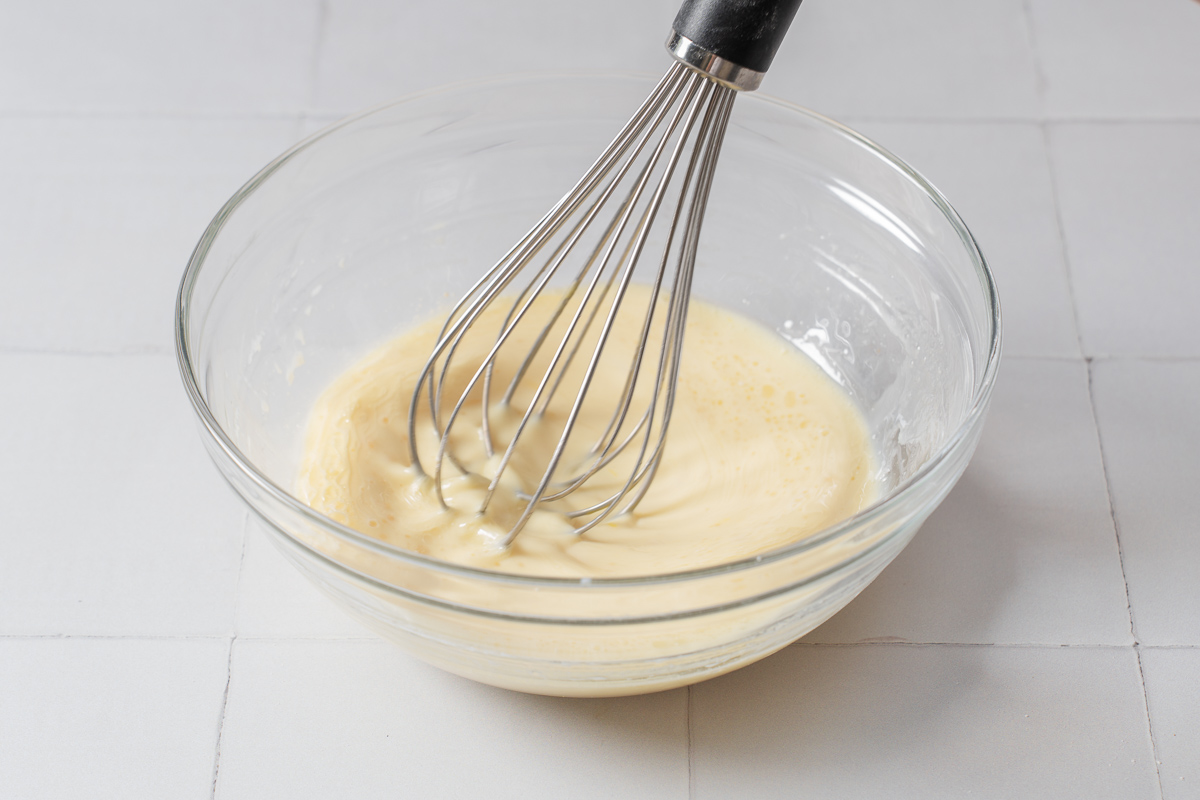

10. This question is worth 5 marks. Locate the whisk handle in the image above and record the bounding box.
[670,0,803,85]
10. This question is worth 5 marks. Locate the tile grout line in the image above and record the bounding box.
[1018,0,1049,118]
[1086,355,1200,364]
[209,636,235,800]
[1084,361,1137,642]
[292,109,311,146]
[1139,644,1200,650]
[0,108,1196,124]
[0,109,302,122]
[1135,646,1167,798]
[1036,122,1088,359]
[1022,0,1091,365]
[1009,355,1200,364]
[1085,360,1165,800]
[1032,117,1200,126]
[230,511,251,641]
[211,511,251,800]
[0,634,230,641]
[0,346,173,357]
[306,0,331,111]
[1001,354,1088,364]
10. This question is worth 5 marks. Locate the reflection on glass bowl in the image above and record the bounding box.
[176,74,1000,697]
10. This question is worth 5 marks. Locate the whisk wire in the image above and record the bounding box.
[407,62,740,541]
[563,90,735,530]
[489,81,735,542]
[476,72,714,518]
[479,188,639,457]
[407,65,688,481]
[424,70,707,508]
[540,84,735,510]
[612,87,737,521]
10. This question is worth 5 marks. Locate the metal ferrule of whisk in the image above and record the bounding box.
[407,0,804,546]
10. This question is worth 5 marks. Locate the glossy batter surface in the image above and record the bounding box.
[296,287,875,578]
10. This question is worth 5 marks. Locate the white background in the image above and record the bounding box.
[1,0,1198,797]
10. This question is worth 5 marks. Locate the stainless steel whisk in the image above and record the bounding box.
[408,0,804,544]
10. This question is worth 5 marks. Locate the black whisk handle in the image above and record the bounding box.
[670,0,803,77]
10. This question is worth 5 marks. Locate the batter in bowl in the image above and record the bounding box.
[297,286,876,578]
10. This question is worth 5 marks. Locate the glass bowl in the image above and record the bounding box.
[176,73,1000,697]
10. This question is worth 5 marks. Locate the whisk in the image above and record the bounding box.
[408,0,804,545]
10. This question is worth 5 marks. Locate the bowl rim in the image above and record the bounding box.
[175,70,1002,590]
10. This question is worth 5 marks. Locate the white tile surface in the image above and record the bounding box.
[0,0,318,114]
[847,121,1079,357]
[1049,123,1200,358]
[692,644,1158,799]
[0,117,297,353]
[0,354,244,636]
[1029,0,1200,119]
[312,0,680,113]
[764,0,1041,119]
[235,520,374,639]
[807,359,1130,645]
[297,112,345,140]
[0,637,229,800]
[215,639,688,799]
[1141,648,1200,797]
[1091,360,1200,646]
[0,0,1196,796]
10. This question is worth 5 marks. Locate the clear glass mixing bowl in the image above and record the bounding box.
[176,73,1000,697]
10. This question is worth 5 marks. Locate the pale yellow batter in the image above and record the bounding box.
[296,286,875,578]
